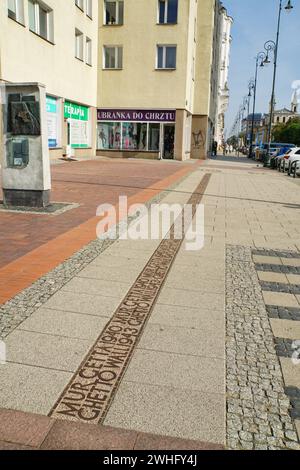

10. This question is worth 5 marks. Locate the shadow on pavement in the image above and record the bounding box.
[210,155,253,164]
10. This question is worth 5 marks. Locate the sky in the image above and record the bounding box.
[224,0,300,137]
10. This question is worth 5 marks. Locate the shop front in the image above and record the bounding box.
[97,109,176,159]
[64,101,91,151]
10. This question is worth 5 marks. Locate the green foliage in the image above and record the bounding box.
[227,135,238,146]
[272,118,300,146]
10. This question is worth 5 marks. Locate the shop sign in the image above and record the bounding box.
[97,109,176,123]
[64,101,89,121]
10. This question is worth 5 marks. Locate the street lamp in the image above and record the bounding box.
[248,51,267,158]
[265,0,294,165]
[246,79,255,150]
[241,96,249,147]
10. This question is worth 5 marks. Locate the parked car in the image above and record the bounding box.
[260,143,296,166]
[276,148,294,172]
[286,147,300,176]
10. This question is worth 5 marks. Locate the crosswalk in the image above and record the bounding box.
[253,249,300,440]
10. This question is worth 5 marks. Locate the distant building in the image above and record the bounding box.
[257,92,300,143]
[215,5,233,148]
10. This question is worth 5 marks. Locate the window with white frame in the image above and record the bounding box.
[75,29,84,60]
[104,46,123,69]
[157,45,177,69]
[8,0,25,24]
[28,0,54,42]
[86,0,93,18]
[104,0,124,25]
[158,0,178,24]
[86,37,92,65]
[75,0,84,11]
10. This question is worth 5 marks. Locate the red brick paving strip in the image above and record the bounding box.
[0,161,196,306]
[0,409,224,450]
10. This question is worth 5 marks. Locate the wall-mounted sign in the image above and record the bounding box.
[97,109,176,123]
[64,101,90,148]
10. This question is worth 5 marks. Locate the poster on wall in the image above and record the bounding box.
[46,96,60,148]
[64,101,90,149]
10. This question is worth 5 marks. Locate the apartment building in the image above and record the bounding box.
[0,0,231,162]
[0,0,99,160]
[97,0,231,160]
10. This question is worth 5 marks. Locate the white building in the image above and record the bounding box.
[215,4,233,148]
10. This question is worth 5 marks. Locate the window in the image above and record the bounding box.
[157,45,177,69]
[75,29,84,60]
[104,0,124,25]
[158,0,178,24]
[28,0,54,42]
[75,0,84,11]
[148,124,160,151]
[122,123,148,150]
[86,37,92,65]
[104,46,123,69]
[86,0,92,18]
[98,122,122,150]
[8,0,24,24]
[97,122,162,152]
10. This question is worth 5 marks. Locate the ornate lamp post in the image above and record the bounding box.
[248,51,267,158]
[265,0,294,164]
[246,79,255,149]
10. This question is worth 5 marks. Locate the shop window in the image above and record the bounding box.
[86,37,92,65]
[158,0,178,24]
[157,45,177,69]
[122,123,148,150]
[149,124,160,151]
[75,29,84,60]
[104,46,123,69]
[28,0,54,43]
[104,0,124,25]
[97,122,122,150]
[46,96,61,149]
[8,0,25,24]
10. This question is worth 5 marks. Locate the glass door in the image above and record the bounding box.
[162,124,175,159]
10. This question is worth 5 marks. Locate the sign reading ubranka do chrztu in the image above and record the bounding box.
[97,109,176,122]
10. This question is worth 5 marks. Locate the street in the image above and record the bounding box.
[0,155,299,450]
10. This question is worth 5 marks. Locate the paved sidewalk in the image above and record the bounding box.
[1,155,300,450]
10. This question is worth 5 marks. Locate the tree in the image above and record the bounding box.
[272,118,300,146]
[227,135,238,147]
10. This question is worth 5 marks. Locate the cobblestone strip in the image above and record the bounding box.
[226,245,300,450]
[285,387,300,419]
[266,305,300,321]
[255,264,300,274]
[49,174,211,424]
[252,249,300,259]
[0,173,192,340]
[275,338,298,359]
[260,281,300,295]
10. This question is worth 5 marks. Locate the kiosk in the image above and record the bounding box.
[1,83,51,207]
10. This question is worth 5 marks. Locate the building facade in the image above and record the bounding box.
[97,0,231,160]
[215,5,233,149]
[1,0,231,163]
[0,0,99,161]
